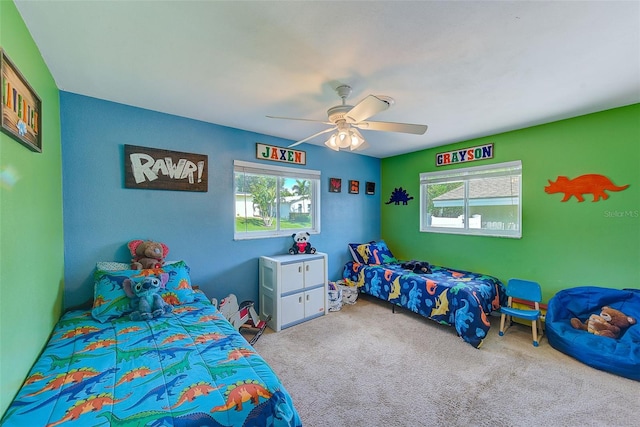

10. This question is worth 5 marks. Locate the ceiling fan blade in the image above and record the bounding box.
[267,115,332,125]
[345,95,393,123]
[355,120,428,135]
[288,127,336,148]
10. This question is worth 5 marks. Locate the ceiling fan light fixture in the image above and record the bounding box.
[335,122,352,148]
[324,133,340,151]
[349,128,366,151]
[325,124,366,151]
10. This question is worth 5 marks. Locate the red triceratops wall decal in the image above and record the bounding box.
[544,174,629,202]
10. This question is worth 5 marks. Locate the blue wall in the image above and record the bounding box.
[61,92,380,308]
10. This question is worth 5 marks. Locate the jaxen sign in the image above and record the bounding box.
[124,144,208,192]
[256,143,306,165]
[436,143,494,167]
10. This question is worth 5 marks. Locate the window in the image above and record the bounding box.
[420,160,522,238]
[234,160,321,240]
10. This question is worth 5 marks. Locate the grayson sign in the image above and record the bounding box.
[124,144,208,192]
[256,143,306,165]
[436,143,494,167]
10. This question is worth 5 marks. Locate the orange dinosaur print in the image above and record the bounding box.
[24,372,48,386]
[384,269,394,281]
[112,367,158,387]
[118,326,143,335]
[491,293,500,311]
[136,268,165,277]
[448,270,465,278]
[165,382,222,409]
[545,174,629,202]
[472,291,491,327]
[93,295,107,307]
[173,305,198,314]
[27,368,98,396]
[197,315,220,323]
[162,292,180,305]
[187,332,226,346]
[371,249,381,264]
[61,326,100,339]
[211,380,271,412]
[223,348,256,362]
[79,338,117,353]
[161,333,188,345]
[176,278,191,289]
[425,279,438,296]
[46,393,130,427]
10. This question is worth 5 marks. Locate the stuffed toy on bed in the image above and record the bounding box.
[127,239,169,270]
[123,274,173,320]
[401,260,433,274]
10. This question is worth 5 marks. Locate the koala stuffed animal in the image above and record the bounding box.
[123,274,173,320]
[570,306,637,339]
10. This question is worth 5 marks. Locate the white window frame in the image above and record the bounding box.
[420,160,522,238]
[234,160,321,240]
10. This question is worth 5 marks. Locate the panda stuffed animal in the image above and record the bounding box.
[289,231,316,255]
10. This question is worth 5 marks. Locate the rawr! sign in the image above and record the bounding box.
[124,145,208,192]
[436,143,494,167]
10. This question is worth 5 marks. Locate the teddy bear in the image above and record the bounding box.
[570,306,637,339]
[289,231,316,255]
[128,239,169,270]
[123,273,173,320]
[401,260,433,274]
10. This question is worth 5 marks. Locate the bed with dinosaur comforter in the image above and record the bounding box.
[343,241,506,348]
[1,261,301,427]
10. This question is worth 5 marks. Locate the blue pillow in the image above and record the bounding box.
[348,241,374,263]
[91,260,195,322]
[348,240,396,265]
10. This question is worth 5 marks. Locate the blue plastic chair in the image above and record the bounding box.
[499,278,543,346]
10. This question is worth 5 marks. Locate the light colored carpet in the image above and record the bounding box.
[253,295,640,427]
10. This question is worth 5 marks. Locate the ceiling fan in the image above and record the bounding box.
[267,85,428,151]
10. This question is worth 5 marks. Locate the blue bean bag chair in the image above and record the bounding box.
[546,286,640,381]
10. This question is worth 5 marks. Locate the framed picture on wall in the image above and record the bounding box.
[1,48,42,153]
[366,181,376,195]
[329,177,342,193]
[349,180,359,194]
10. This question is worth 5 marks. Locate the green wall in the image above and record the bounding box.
[381,104,639,302]
[0,1,64,416]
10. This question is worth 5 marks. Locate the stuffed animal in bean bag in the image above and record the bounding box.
[123,273,173,320]
[128,239,169,270]
[570,306,637,339]
[401,260,433,274]
[289,232,316,255]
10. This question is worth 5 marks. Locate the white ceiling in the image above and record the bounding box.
[14,0,640,158]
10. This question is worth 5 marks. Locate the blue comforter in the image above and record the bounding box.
[1,293,301,426]
[343,262,505,348]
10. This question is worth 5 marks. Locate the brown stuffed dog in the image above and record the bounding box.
[571,306,637,339]
[128,240,169,270]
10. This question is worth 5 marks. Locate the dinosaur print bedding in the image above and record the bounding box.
[1,293,301,427]
[343,261,506,348]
